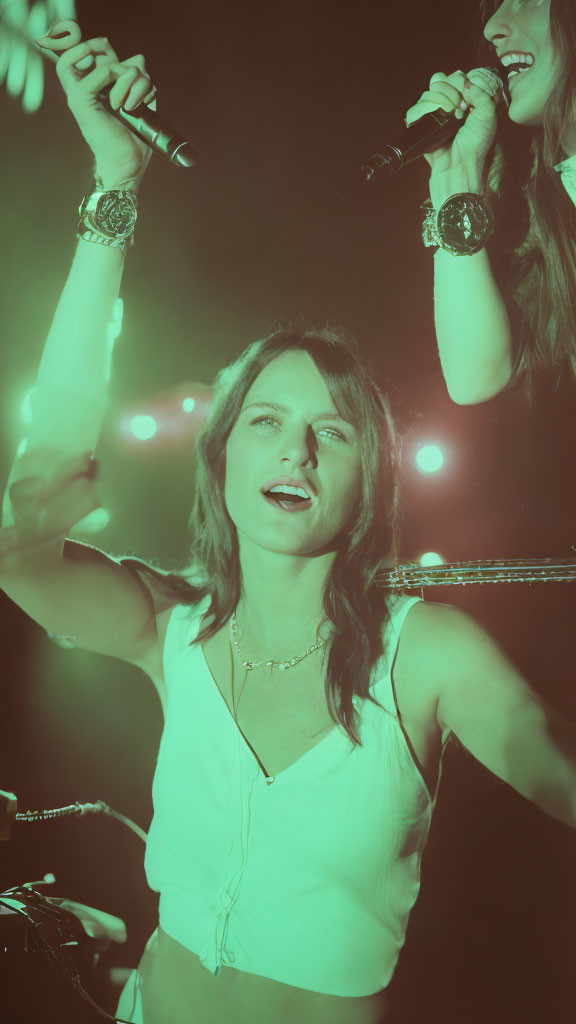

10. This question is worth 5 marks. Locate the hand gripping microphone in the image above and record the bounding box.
[96,83,198,167]
[358,67,505,185]
[35,27,198,169]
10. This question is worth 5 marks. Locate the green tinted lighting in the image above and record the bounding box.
[416,445,444,474]
[130,415,157,441]
[419,552,445,567]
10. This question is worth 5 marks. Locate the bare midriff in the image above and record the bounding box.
[137,925,389,1024]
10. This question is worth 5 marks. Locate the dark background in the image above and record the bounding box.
[1,1,575,1021]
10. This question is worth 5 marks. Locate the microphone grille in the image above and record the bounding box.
[467,66,509,108]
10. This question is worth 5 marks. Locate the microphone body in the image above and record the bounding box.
[360,107,464,184]
[35,42,198,169]
[97,84,198,168]
[359,67,504,186]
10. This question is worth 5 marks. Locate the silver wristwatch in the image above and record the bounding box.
[78,185,138,252]
[422,192,495,256]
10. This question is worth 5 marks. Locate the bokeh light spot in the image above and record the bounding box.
[130,415,158,441]
[418,551,445,567]
[416,445,444,474]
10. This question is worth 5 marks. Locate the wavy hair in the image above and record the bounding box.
[476,0,576,400]
[119,324,403,748]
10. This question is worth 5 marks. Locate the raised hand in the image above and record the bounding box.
[404,69,499,178]
[35,19,158,187]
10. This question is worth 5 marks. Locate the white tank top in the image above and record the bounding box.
[144,592,446,996]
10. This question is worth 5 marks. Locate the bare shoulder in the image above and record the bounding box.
[392,600,489,725]
[397,599,494,664]
[394,599,500,703]
[402,597,475,632]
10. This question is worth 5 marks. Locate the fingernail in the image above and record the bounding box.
[459,98,468,110]
[35,24,65,44]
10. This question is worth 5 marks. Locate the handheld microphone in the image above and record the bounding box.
[96,84,198,168]
[358,67,505,186]
[36,37,198,169]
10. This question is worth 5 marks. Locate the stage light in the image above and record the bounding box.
[416,445,444,474]
[419,552,445,567]
[129,415,158,441]
[183,397,196,413]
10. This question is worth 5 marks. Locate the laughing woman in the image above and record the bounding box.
[2,17,576,1024]
[405,0,576,404]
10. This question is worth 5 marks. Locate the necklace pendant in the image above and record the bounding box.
[230,606,331,678]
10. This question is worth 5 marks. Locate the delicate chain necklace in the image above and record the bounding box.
[229,608,330,672]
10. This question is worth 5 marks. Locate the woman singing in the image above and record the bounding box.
[1,18,575,1024]
[405,0,576,404]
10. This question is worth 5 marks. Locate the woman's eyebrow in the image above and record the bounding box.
[242,401,354,425]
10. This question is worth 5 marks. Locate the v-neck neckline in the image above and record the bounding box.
[198,638,344,784]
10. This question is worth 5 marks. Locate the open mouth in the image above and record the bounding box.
[508,65,533,85]
[502,54,535,85]
[263,490,313,513]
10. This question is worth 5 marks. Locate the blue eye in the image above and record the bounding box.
[248,413,344,438]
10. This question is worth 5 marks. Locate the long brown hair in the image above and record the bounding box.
[119,324,403,747]
[476,0,576,399]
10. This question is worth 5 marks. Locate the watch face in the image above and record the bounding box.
[437,194,494,256]
[95,191,137,239]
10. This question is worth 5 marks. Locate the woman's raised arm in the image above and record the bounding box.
[430,166,514,405]
[2,19,156,525]
[405,68,515,404]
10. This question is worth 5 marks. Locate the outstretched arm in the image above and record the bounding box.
[409,602,576,828]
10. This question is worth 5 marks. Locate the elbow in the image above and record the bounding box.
[447,386,502,406]
[444,364,513,406]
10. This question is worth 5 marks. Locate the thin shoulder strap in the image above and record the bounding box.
[164,596,210,670]
[375,596,421,707]
[387,597,430,791]
[387,595,422,651]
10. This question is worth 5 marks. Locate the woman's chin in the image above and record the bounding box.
[507,103,545,129]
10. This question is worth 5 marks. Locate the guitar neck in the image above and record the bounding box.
[380,558,576,589]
